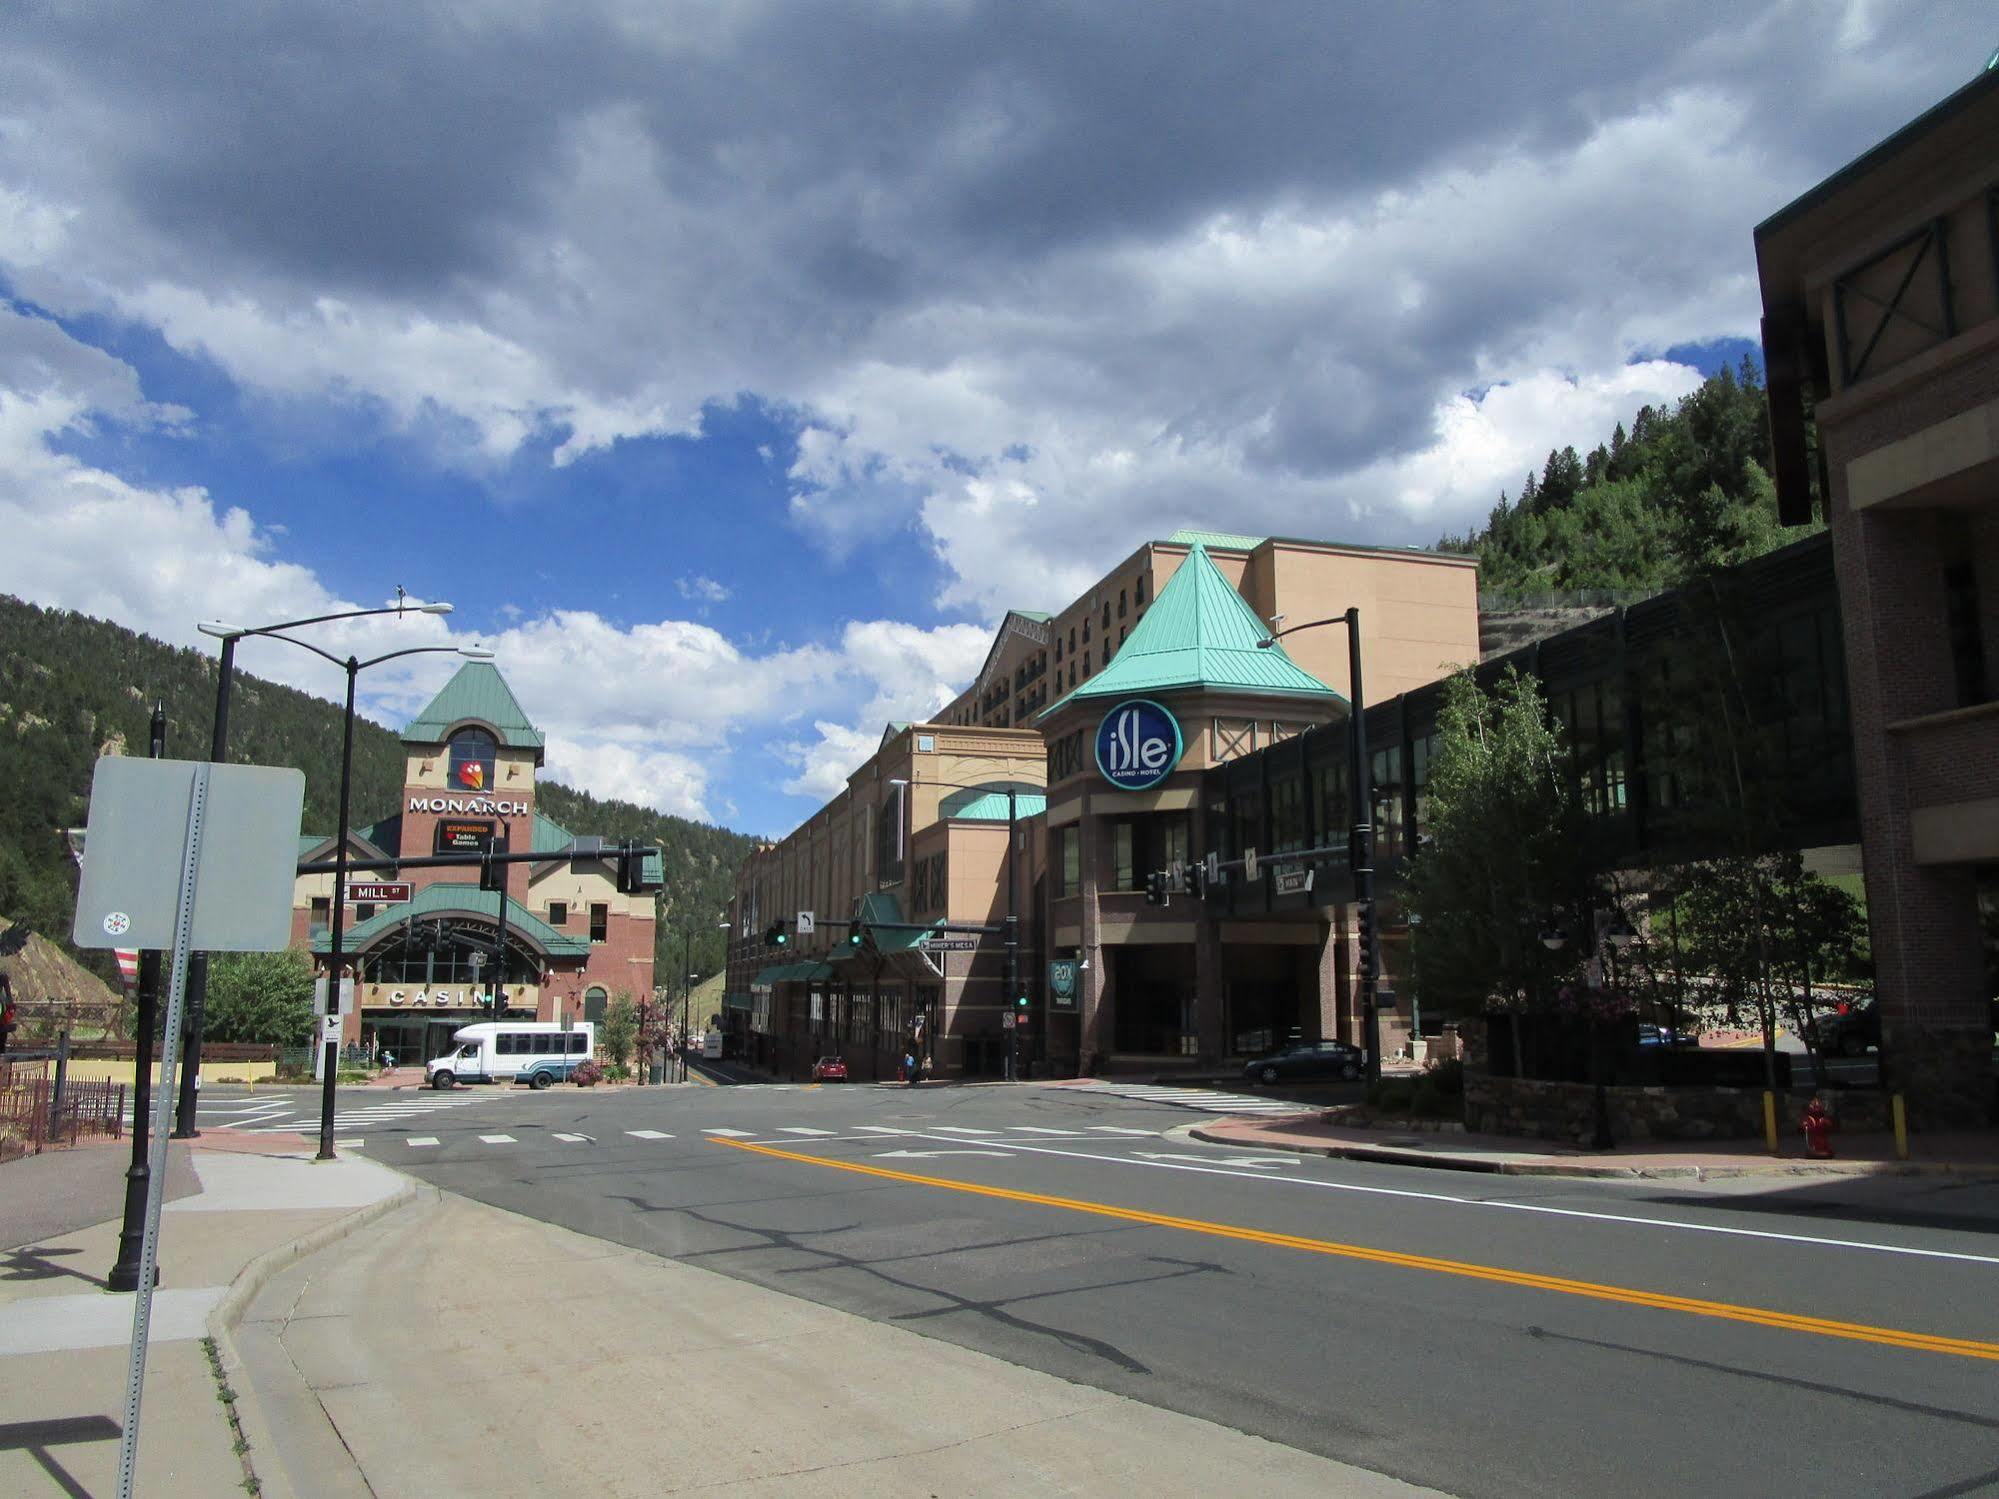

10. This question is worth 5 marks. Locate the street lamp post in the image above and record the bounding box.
[1541,911,1635,1150]
[178,595,454,1137]
[676,922,729,1081]
[221,629,490,1161]
[890,777,1024,1082]
[1257,607,1380,1085]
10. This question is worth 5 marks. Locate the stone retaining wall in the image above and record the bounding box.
[1465,1071,1892,1145]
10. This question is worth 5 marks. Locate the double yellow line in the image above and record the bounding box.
[714,1137,1999,1362]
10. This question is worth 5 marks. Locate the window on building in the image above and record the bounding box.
[1371,746,1404,861]
[548,901,568,926]
[1316,757,1350,846]
[1136,574,1148,605]
[1269,775,1305,853]
[1070,627,1077,652]
[1111,821,1136,890]
[1160,816,1191,872]
[448,726,498,794]
[876,782,906,884]
[354,903,375,925]
[1083,618,1091,644]
[1119,588,1126,618]
[1056,825,1081,897]
[1102,603,1111,631]
[584,987,608,1023]
[309,897,329,940]
[1945,560,1989,708]
[1068,663,1076,688]
[590,903,609,942]
[1083,652,1091,677]
[1055,637,1063,662]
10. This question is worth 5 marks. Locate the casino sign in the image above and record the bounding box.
[1094,699,1183,791]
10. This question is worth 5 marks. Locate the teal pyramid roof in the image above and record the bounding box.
[1039,543,1339,717]
[402,662,545,757]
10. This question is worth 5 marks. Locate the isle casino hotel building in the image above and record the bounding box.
[724,530,1482,1080]
[292,664,659,1065]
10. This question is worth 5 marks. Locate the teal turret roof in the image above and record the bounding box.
[1038,543,1339,717]
[402,662,545,758]
[1166,528,1266,551]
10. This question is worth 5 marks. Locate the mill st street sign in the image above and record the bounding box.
[346,881,413,904]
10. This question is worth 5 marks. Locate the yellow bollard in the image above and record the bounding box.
[1892,1094,1909,1161]
[1762,1090,1779,1155]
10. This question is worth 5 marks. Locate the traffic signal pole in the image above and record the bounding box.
[1344,608,1381,1089]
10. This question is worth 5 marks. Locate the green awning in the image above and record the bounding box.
[314,883,590,959]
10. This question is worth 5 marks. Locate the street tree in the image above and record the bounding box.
[602,991,638,1073]
[202,948,316,1045]
[1405,667,1591,1074]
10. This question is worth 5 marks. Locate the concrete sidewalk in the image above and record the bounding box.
[1189,1113,1999,1180]
[0,1132,412,1498]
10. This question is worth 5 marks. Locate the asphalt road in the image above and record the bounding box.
[302,1079,1999,1497]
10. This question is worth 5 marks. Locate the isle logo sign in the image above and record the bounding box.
[1095,699,1182,791]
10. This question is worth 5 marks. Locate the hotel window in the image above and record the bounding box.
[1055,637,1063,662]
[1119,589,1127,619]
[1269,776,1305,853]
[1069,663,1076,687]
[354,903,375,924]
[1160,816,1191,872]
[1083,652,1091,677]
[1111,821,1136,890]
[1136,574,1148,605]
[448,726,498,794]
[1102,603,1111,631]
[1070,627,1077,652]
[1056,825,1081,897]
[309,897,330,940]
[547,901,568,926]
[589,903,609,942]
[1083,618,1091,644]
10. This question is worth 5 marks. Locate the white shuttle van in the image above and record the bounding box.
[427,1021,596,1090]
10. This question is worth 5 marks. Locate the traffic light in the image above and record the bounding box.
[1144,870,1168,906]
[1356,900,1378,969]
[765,922,789,948]
[847,919,865,946]
[1184,862,1207,900]
[615,842,660,894]
[480,842,506,893]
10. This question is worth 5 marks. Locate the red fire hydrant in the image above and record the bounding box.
[1801,1097,1836,1159]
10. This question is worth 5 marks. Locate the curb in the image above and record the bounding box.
[1184,1125,1999,1181]
[206,1168,430,1499]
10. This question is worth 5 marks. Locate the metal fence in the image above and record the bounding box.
[0,1056,125,1155]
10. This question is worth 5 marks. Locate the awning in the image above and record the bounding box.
[832,891,949,955]
[752,960,836,985]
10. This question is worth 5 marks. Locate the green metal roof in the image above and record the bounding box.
[753,960,834,984]
[402,662,546,756]
[1038,543,1339,718]
[1166,529,1266,551]
[1012,609,1054,623]
[312,882,590,958]
[941,789,1047,822]
[531,811,574,854]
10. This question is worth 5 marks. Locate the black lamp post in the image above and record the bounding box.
[1257,607,1379,1085]
[1541,912,1635,1150]
[891,777,1026,1081]
[225,629,490,1160]
[179,594,455,1136]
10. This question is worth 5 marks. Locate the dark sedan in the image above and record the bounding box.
[1243,1039,1365,1084]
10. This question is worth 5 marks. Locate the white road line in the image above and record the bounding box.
[553,1133,593,1143]
[877,1130,1999,1268]
[406,1137,440,1148]
[929,1125,1001,1135]
[702,1128,755,1137]
[478,1134,516,1145]
[779,1127,836,1136]
[855,1126,911,1135]
[1086,1126,1158,1136]
[626,1130,673,1140]
[1006,1127,1086,1136]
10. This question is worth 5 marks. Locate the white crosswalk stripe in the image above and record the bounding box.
[1063,1082,1319,1117]
[478,1134,517,1144]
[701,1128,754,1137]
[625,1129,673,1140]
[778,1127,835,1136]
[552,1133,592,1143]
[407,1137,440,1147]
[242,1091,489,1134]
[1006,1126,1085,1136]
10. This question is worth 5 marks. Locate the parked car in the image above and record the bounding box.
[810,1056,848,1082]
[1807,1002,1880,1058]
[1637,1023,1701,1048]
[1243,1039,1365,1084]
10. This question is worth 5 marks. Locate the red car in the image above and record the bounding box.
[811,1056,848,1082]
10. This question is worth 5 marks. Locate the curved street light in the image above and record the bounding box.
[244,632,493,1160]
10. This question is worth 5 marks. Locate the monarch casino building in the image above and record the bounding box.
[291,663,658,1063]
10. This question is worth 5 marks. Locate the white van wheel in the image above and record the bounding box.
[530,1071,553,1091]
[432,1070,454,1090]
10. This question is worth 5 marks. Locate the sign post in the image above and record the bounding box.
[71,757,304,1499]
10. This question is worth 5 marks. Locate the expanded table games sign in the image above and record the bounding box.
[434,818,496,854]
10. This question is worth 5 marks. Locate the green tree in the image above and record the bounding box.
[602,991,638,1072]
[1405,669,1592,1071]
[202,949,317,1045]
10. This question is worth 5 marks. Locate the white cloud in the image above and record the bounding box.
[675,574,730,604]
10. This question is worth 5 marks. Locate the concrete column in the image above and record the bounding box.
[1078,807,1111,1070]
[1194,918,1225,1060]
[1314,919,1342,1043]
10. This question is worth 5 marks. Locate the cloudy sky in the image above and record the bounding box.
[2,3,1987,835]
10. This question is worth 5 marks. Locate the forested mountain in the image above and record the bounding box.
[1436,359,1817,599]
[0,597,756,984]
